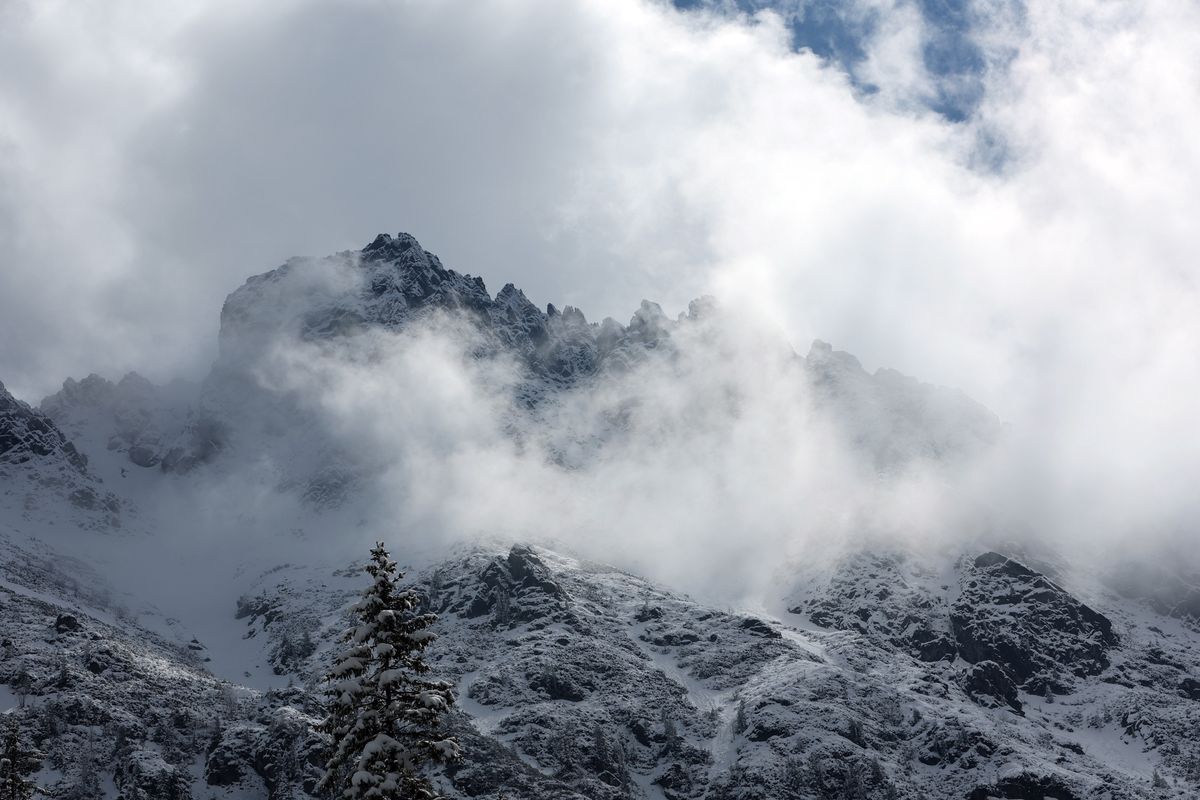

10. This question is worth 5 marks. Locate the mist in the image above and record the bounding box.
[70,266,1174,609]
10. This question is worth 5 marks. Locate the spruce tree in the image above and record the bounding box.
[318,542,459,799]
[0,718,40,800]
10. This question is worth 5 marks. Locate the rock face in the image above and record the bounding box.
[40,372,211,475]
[115,750,192,800]
[1,380,120,527]
[951,552,1119,694]
[1,380,88,472]
[960,660,1023,714]
[792,549,1124,699]
[214,232,682,399]
[790,551,958,663]
[453,544,573,624]
[34,233,681,502]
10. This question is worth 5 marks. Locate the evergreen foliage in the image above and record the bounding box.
[318,542,460,799]
[0,718,40,800]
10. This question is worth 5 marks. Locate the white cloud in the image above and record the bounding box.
[2,0,1199,569]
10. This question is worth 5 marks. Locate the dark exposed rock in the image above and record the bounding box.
[653,763,695,798]
[652,630,701,647]
[127,444,160,468]
[454,546,571,626]
[0,381,89,472]
[219,232,620,397]
[236,594,281,624]
[528,669,588,702]
[791,552,956,662]
[951,553,1118,692]
[794,549,1122,702]
[634,604,663,622]
[444,726,589,799]
[738,617,781,639]
[960,660,1022,714]
[38,372,200,473]
[29,232,1004,517]
[745,718,792,742]
[507,546,569,602]
[909,628,957,662]
[9,223,1200,800]
[2,381,125,529]
[5,532,1200,800]
[115,750,192,800]
[918,724,997,769]
[967,773,1082,800]
[205,729,250,787]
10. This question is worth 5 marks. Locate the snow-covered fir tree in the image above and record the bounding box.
[0,718,40,800]
[318,542,460,799]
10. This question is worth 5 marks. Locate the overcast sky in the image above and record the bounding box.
[2,0,1199,519]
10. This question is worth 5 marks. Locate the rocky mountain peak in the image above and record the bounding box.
[0,378,88,474]
[40,371,158,420]
[29,231,1010,497]
[361,231,426,262]
[1,375,122,526]
[806,338,864,373]
[215,233,666,393]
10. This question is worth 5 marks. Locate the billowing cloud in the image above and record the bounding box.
[2,0,1199,574]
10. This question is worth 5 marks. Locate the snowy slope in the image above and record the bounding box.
[6,529,1196,799]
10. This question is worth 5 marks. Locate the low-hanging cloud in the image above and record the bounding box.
[242,306,973,602]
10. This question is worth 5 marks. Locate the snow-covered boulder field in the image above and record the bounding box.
[3,534,1200,799]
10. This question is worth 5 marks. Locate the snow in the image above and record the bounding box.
[455,669,506,736]
[0,684,17,712]
[628,769,671,800]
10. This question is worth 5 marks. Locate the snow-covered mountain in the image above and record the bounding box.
[1,380,122,530]
[37,232,1002,503]
[2,233,1198,799]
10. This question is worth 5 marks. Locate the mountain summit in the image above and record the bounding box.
[40,233,1002,494]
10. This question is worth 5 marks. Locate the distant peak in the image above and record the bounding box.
[806,339,863,372]
[631,300,667,328]
[686,295,718,320]
[496,282,524,300]
[361,231,426,262]
[560,305,587,326]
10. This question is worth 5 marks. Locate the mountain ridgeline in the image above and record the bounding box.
[36,231,1002,503]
